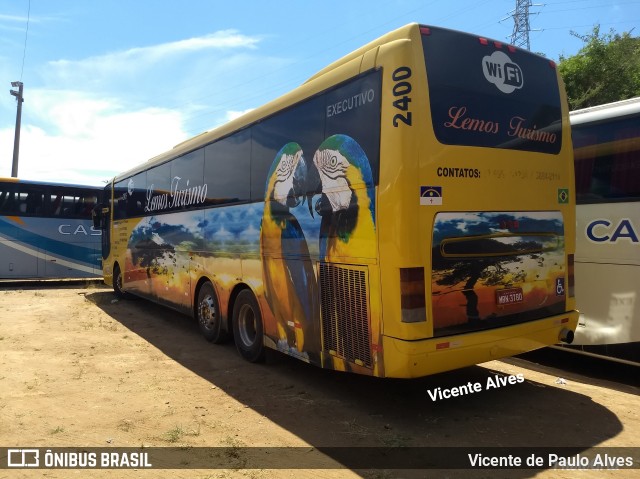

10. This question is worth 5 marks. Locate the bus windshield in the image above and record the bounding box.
[422,25,562,154]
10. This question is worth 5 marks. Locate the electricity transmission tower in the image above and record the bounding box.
[510,0,541,50]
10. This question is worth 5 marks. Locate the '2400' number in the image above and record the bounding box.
[392,66,412,127]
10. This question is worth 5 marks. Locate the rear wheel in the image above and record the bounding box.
[112,264,128,299]
[197,281,228,343]
[232,289,265,363]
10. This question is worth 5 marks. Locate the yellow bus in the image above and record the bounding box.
[94,23,578,378]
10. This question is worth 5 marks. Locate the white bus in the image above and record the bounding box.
[0,178,103,279]
[561,97,640,365]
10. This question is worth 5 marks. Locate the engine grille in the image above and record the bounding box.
[319,263,372,368]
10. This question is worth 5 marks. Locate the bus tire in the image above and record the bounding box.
[197,281,228,343]
[113,264,129,299]
[232,289,265,363]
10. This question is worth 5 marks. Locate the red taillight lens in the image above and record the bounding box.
[420,26,431,36]
[400,267,426,323]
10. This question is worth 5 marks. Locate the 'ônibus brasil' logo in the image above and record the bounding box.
[482,51,524,94]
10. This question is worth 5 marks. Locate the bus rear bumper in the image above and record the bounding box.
[381,310,579,378]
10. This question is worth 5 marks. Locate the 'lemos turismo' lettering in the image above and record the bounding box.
[145,176,207,213]
[444,106,499,134]
[508,116,557,144]
[443,106,558,146]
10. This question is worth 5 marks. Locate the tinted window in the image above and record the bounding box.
[146,162,171,213]
[170,149,206,211]
[0,183,98,218]
[573,114,640,203]
[251,69,382,201]
[422,26,562,154]
[50,189,97,218]
[0,183,24,215]
[127,173,147,217]
[252,95,326,201]
[204,129,251,205]
[113,174,145,219]
[113,180,128,220]
[325,70,381,184]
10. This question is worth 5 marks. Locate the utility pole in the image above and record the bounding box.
[10,81,24,178]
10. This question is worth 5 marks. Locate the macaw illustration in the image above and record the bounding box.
[309,134,376,261]
[260,142,321,362]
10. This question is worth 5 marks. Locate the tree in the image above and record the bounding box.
[558,26,640,110]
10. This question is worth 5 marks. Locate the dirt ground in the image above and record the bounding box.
[0,283,638,479]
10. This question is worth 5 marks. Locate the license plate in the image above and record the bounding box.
[496,287,523,305]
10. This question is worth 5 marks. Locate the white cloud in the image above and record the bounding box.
[45,30,261,86]
[0,29,282,186]
[0,97,189,185]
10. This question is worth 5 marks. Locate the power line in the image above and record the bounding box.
[20,0,31,82]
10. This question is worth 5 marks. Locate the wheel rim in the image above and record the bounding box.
[199,294,216,330]
[238,303,257,347]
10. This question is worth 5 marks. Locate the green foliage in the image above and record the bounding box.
[558,25,640,110]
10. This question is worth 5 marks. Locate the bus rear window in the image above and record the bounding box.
[421,26,562,154]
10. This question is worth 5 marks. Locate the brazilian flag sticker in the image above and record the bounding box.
[558,188,569,204]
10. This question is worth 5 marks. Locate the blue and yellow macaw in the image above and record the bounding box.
[310,134,376,262]
[260,142,321,363]
[307,134,376,372]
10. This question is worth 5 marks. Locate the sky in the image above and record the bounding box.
[1,0,638,186]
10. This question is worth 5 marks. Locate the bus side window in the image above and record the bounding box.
[611,127,640,199]
[26,192,43,215]
[50,194,63,216]
[171,149,204,211]
[0,185,17,214]
[0,189,8,212]
[205,129,251,205]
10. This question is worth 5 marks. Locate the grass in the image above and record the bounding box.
[163,425,185,443]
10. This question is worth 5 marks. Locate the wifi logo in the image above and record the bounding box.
[482,51,524,94]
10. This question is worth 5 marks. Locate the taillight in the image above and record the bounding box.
[400,267,426,323]
[567,254,575,297]
[478,37,518,52]
[420,26,431,36]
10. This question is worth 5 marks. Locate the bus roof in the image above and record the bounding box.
[569,96,640,126]
[111,23,421,184]
[0,177,103,190]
